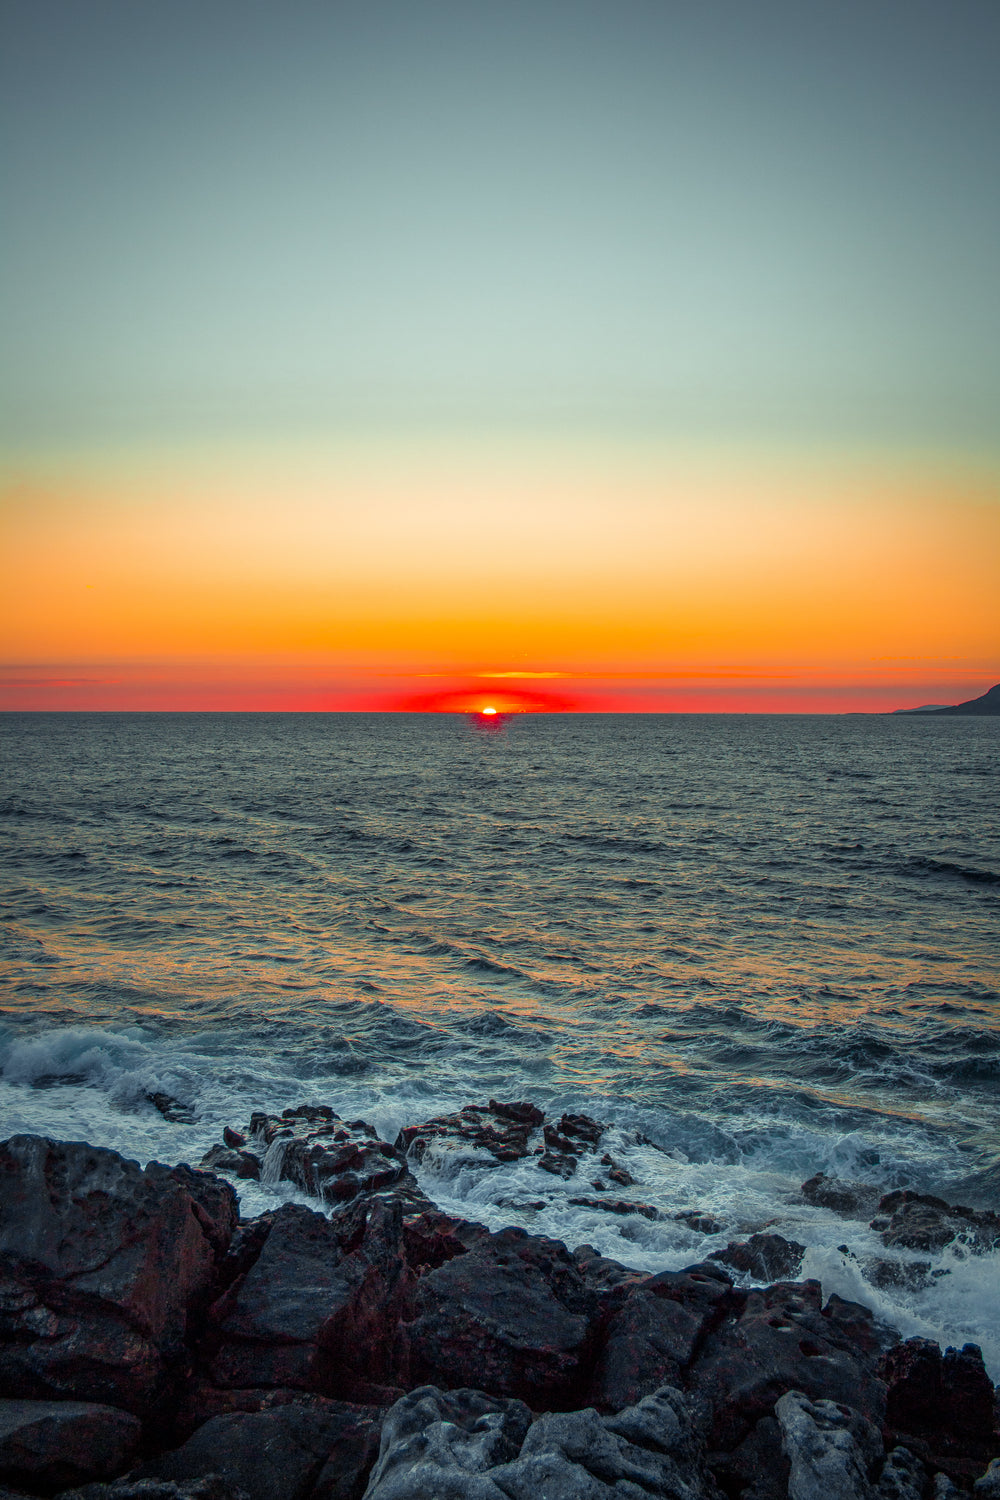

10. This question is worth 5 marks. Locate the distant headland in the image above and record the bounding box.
[894,683,1000,715]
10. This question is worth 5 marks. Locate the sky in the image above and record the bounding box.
[2,0,998,712]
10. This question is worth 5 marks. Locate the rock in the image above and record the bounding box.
[148,1094,197,1125]
[709,1234,805,1282]
[137,1402,382,1500]
[877,1447,927,1500]
[200,1146,261,1181]
[57,1480,249,1500]
[209,1197,411,1400]
[974,1458,1000,1497]
[537,1152,577,1179]
[690,1280,887,1452]
[361,1385,531,1500]
[801,1174,881,1219]
[400,1211,489,1274]
[775,1390,882,1500]
[0,1136,237,1414]
[880,1338,999,1476]
[404,1227,598,1408]
[363,1384,714,1500]
[873,1191,1000,1254]
[675,1211,724,1235]
[202,1110,421,1212]
[864,1259,935,1294]
[567,1196,658,1219]
[395,1103,543,1168]
[0,1400,141,1492]
[588,1262,733,1412]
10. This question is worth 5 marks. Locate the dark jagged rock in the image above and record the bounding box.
[0,1400,141,1492]
[404,1226,599,1408]
[675,1210,725,1235]
[362,1383,716,1500]
[872,1190,1000,1254]
[0,1137,237,1415]
[208,1198,411,1402]
[136,1402,382,1500]
[880,1338,999,1479]
[588,1261,734,1412]
[801,1173,882,1220]
[147,1094,197,1125]
[567,1195,659,1219]
[395,1101,543,1167]
[57,1480,249,1500]
[690,1279,888,1452]
[709,1234,805,1283]
[400,1210,489,1274]
[201,1110,423,1212]
[199,1147,261,1181]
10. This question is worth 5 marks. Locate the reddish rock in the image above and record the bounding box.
[881,1337,999,1477]
[404,1227,599,1408]
[137,1401,382,1500]
[0,1137,237,1414]
[203,1110,422,1212]
[400,1210,489,1273]
[588,1262,734,1412]
[567,1196,658,1220]
[208,1198,411,1402]
[801,1172,881,1218]
[689,1278,887,1450]
[0,1399,141,1492]
[873,1190,1000,1254]
[709,1233,805,1282]
[396,1102,543,1167]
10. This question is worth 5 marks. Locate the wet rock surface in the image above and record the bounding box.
[0,1116,996,1500]
[871,1191,1000,1255]
[709,1235,805,1284]
[200,1110,427,1213]
[0,1136,237,1415]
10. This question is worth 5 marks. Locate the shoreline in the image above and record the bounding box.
[2,1099,998,1499]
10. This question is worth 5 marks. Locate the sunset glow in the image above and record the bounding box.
[1,2,997,713]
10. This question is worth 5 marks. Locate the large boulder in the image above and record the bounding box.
[775,1390,882,1500]
[137,1401,382,1500]
[403,1227,598,1408]
[360,1386,531,1500]
[870,1191,1000,1254]
[0,1137,237,1414]
[208,1197,411,1400]
[880,1338,999,1480]
[588,1262,734,1411]
[362,1383,715,1500]
[0,1399,141,1492]
[689,1280,888,1452]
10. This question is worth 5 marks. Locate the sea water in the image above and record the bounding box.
[1,712,998,1372]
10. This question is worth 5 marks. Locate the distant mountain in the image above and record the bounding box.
[892,704,952,713]
[895,683,1000,716]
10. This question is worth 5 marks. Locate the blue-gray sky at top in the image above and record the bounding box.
[2,0,998,451]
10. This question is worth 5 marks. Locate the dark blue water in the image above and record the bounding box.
[1,712,998,1368]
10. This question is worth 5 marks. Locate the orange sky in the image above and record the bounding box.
[2,440,997,712]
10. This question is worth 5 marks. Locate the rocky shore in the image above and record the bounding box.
[2,1100,998,1499]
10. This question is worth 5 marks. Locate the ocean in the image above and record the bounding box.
[1,711,998,1373]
